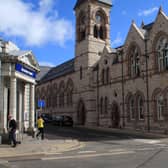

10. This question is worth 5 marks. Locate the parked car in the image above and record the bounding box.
[41,113,52,123]
[52,115,73,126]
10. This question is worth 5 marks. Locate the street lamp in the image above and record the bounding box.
[144,33,150,132]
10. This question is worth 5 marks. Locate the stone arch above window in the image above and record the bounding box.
[127,43,141,78]
[93,9,107,40]
[125,92,134,122]
[153,32,168,72]
[152,88,165,121]
[77,11,87,42]
[66,79,74,107]
[135,91,145,120]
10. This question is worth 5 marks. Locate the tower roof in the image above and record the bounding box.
[74,0,112,10]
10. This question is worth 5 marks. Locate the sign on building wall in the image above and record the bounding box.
[38,100,45,108]
[15,63,36,78]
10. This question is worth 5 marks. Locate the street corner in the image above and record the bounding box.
[44,139,85,154]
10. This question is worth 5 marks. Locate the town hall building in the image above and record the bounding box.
[36,0,168,133]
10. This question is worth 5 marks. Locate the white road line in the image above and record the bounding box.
[133,139,161,144]
[108,149,127,153]
[135,148,155,151]
[78,151,96,154]
[42,151,135,161]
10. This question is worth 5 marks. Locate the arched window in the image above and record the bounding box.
[129,97,135,120]
[137,96,144,120]
[156,36,168,71]
[94,11,106,40]
[129,46,140,77]
[78,14,86,42]
[104,97,108,114]
[94,25,98,38]
[106,67,109,84]
[156,95,164,120]
[102,69,105,84]
[100,97,103,114]
[66,79,74,107]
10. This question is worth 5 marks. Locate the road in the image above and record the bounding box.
[2,124,168,168]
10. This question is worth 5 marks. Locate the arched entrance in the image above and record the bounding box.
[77,100,86,125]
[111,102,120,128]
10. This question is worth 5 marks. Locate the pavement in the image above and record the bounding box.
[0,133,83,159]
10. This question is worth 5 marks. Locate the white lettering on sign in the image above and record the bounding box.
[21,67,33,76]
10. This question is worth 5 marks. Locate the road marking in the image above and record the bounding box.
[133,139,161,144]
[108,149,128,153]
[78,151,96,154]
[42,151,135,161]
[135,148,155,151]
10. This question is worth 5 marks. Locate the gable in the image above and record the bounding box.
[124,22,145,49]
[17,51,40,71]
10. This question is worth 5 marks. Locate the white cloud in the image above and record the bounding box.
[111,32,122,47]
[0,0,73,47]
[138,7,159,17]
[39,61,55,67]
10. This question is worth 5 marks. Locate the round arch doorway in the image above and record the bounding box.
[77,100,86,125]
[111,102,120,128]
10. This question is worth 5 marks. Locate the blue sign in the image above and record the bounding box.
[15,63,36,78]
[38,100,45,108]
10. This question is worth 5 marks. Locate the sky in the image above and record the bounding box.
[0,0,168,67]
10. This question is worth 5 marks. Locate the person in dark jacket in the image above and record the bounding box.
[8,115,17,147]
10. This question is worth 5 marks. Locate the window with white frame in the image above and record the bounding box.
[130,46,140,77]
[137,96,144,120]
[130,97,135,120]
[156,95,164,120]
[156,36,168,71]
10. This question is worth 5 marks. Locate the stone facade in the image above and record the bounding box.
[36,1,168,133]
[0,39,40,136]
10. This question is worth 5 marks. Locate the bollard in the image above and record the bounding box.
[0,135,1,144]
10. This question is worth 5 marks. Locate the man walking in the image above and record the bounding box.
[8,115,17,147]
[36,116,44,140]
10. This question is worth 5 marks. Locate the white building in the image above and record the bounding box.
[0,39,40,139]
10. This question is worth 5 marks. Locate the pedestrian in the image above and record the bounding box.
[8,115,17,147]
[36,115,44,140]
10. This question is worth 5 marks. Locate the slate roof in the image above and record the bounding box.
[39,58,75,83]
[142,22,154,30]
[36,66,51,82]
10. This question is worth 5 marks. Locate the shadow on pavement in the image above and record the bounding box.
[44,124,167,142]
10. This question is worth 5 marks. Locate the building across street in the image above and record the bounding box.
[35,0,168,134]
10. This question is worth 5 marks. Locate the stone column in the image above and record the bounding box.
[18,90,23,132]
[29,84,35,129]
[9,77,17,120]
[23,83,30,131]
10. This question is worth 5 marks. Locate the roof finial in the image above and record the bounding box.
[141,20,145,28]
[159,6,163,13]
[132,19,135,24]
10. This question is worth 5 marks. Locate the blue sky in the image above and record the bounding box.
[0,0,168,67]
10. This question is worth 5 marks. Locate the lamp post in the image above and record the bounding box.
[144,34,150,132]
